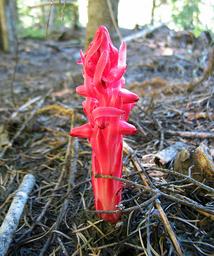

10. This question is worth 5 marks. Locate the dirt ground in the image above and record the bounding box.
[0,25,214,256]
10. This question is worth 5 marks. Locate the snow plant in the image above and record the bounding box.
[70,26,139,223]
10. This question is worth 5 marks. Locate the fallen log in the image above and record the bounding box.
[0,174,36,256]
[123,23,164,42]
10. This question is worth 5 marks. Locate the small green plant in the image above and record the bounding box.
[19,27,45,39]
[171,0,203,35]
[17,1,79,39]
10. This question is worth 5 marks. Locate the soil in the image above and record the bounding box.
[0,25,214,256]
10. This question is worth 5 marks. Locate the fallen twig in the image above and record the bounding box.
[11,96,42,119]
[39,199,69,256]
[95,173,214,217]
[57,236,69,256]
[123,141,150,186]
[88,195,157,214]
[162,192,214,217]
[152,167,214,194]
[0,174,36,256]
[124,142,187,255]
[166,130,214,139]
[95,174,154,193]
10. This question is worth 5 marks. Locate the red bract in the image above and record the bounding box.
[70,26,139,223]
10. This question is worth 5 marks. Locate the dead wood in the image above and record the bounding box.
[154,142,188,167]
[123,23,164,42]
[0,174,35,256]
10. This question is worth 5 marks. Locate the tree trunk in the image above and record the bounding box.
[85,0,119,48]
[0,0,16,52]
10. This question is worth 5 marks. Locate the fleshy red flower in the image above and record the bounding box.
[70,26,139,223]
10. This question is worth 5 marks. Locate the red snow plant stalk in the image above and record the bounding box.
[70,26,139,223]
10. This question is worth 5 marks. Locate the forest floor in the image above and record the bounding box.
[0,25,214,256]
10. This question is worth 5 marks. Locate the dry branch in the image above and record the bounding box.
[155,200,183,256]
[123,141,150,186]
[0,174,36,256]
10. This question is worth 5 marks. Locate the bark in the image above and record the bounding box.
[0,0,16,52]
[85,0,119,48]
